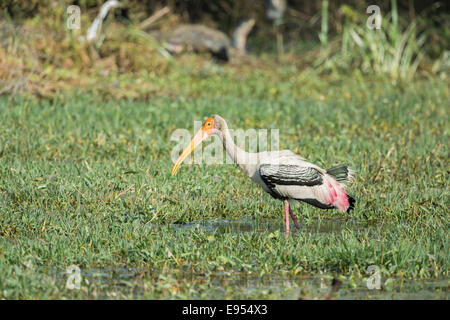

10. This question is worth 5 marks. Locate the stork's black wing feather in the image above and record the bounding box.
[258,164,323,199]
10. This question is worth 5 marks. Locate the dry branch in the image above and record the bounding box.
[139,6,171,30]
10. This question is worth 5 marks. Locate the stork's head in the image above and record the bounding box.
[171,115,225,175]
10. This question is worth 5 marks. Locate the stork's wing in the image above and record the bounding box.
[259,164,323,199]
[258,162,352,212]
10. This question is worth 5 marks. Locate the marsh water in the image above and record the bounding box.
[171,216,363,234]
[39,218,448,299]
[47,266,448,299]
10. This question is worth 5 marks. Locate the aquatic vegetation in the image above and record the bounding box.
[0,67,447,298]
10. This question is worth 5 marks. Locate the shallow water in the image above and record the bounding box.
[47,265,448,299]
[170,216,363,235]
[204,272,448,300]
[33,218,448,299]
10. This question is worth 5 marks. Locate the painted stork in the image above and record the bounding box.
[171,115,355,238]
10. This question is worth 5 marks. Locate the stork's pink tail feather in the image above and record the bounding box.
[324,176,351,212]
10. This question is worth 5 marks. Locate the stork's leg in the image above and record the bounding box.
[288,206,301,230]
[284,200,290,238]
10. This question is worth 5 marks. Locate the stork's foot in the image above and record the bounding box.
[284,200,290,238]
[289,206,301,230]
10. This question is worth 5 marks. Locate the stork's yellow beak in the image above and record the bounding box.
[171,128,209,175]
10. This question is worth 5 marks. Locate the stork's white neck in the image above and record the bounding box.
[216,122,258,177]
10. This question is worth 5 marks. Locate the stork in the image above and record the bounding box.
[172,115,355,238]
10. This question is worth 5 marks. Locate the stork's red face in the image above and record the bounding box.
[171,117,215,175]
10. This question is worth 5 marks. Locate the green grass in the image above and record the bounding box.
[320,0,429,80]
[0,64,448,299]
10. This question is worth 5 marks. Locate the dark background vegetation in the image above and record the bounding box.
[2,1,449,55]
[1,0,449,98]
[3,1,449,49]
